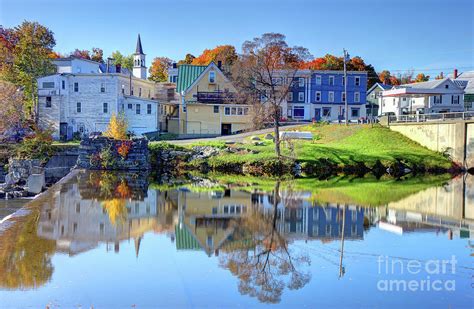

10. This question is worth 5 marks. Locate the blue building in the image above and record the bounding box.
[286,70,368,122]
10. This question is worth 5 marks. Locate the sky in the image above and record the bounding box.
[1,0,473,76]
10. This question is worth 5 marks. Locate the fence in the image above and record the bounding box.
[389,111,474,124]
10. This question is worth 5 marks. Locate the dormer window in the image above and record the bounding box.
[209,71,216,83]
[445,84,449,89]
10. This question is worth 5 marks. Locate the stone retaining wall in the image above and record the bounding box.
[77,136,150,170]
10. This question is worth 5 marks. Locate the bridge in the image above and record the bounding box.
[385,112,474,168]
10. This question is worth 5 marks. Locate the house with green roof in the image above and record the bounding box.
[161,62,253,136]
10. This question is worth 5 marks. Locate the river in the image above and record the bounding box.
[0,171,472,308]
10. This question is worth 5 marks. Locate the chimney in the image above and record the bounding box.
[116,63,121,73]
[172,62,177,69]
[217,61,222,68]
[106,57,114,73]
[453,69,458,79]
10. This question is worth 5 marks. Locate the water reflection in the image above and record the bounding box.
[0,171,472,305]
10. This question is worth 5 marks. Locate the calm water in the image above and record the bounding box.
[0,171,473,308]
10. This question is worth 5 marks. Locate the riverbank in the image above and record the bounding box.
[149,124,456,177]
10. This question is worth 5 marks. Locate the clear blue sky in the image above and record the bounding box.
[1,0,473,76]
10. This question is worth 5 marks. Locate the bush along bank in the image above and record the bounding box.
[148,142,461,178]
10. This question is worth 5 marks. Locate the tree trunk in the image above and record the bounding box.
[274,112,281,157]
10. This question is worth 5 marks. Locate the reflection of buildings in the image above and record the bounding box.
[36,173,177,256]
[373,175,474,238]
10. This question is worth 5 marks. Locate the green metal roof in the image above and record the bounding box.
[175,225,201,250]
[176,64,207,93]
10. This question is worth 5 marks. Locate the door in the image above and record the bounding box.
[221,123,232,136]
[59,122,68,141]
[314,108,321,121]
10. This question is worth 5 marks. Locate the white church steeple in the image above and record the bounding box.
[133,34,147,79]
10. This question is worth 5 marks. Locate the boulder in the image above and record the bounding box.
[250,136,261,141]
[26,173,45,194]
[264,134,274,140]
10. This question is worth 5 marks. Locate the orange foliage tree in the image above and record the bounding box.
[148,56,173,82]
[192,45,238,66]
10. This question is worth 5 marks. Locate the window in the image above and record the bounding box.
[136,104,140,114]
[225,107,231,115]
[46,96,52,108]
[78,123,85,133]
[351,108,360,117]
[288,92,293,102]
[74,82,79,92]
[209,71,216,83]
[452,95,460,104]
[445,84,449,89]
[342,77,345,86]
[183,106,187,113]
[328,92,334,102]
[298,77,305,87]
[231,107,237,115]
[298,92,304,102]
[100,82,106,92]
[329,76,335,86]
[315,91,321,102]
[354,92,360,103]
[434,95,442,104]
[213,105,219,113]
[76,102,81,113]
[237,107,243,115]
[342,92,346,102]
[139,88,142,97]
[322,107,331,117]
[293,106,305,118]
[243,107,249,115]
[355,77,360,86]
[131,87,134,96]
[316,75,322,85]
[147,104,152,114]
[122,85,125,94]
[61,80,65,90]
[103,102,108,113]
[42,82,54,88]
[128,103,133,110]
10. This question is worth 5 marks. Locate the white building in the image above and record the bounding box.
[380,78,465,116]
[37,35,163,140]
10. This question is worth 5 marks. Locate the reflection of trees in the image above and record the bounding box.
[0,208,56,290]
[219,182,311,303]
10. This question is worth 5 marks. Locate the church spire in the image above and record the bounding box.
[135,34,144,55]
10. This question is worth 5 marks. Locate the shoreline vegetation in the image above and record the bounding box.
[149,123,457,178]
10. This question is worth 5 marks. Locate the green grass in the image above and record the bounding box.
[172,124,451,170]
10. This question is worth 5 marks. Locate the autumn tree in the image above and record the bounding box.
[177,53,195,65]
[0,21,56,119]
[70,48,91,60]
[91,47,104,63]
[148,57,173,82]
[110,51,134,70]
[378,70,392,85]
[232,33,311,157]
[415,73,430,82]
[0,81,26,134]
[104,112,128,140]
[435,72,444,80]
[192,45,238,66]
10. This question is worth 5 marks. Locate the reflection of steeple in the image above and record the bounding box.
[134,236,142,258]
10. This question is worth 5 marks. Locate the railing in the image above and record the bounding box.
[196,91,236,103]
[389,111,474,123]
[38,89,58,96]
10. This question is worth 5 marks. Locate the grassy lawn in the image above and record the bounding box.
[167,123,452,169]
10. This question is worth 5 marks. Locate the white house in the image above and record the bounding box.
[37,35,164,140]
[380,78,465,116]
[450,70,474,111]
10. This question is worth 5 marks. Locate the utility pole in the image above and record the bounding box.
[343,49,349,126]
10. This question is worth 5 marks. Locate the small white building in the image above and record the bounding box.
[37,35,163,140]
[380,78,465,116]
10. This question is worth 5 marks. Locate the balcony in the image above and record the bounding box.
[196,91,236,104]
[38,89,58,96]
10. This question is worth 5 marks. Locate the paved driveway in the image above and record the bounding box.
[167,124,307,145]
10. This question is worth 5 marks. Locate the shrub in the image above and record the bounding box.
[104,113,128,140]
[15,127,55,163]
[99,145,116,169]
[117,140,132,159]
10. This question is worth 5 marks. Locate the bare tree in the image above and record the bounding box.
[232,33,311,157]
[0,81,26,134]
